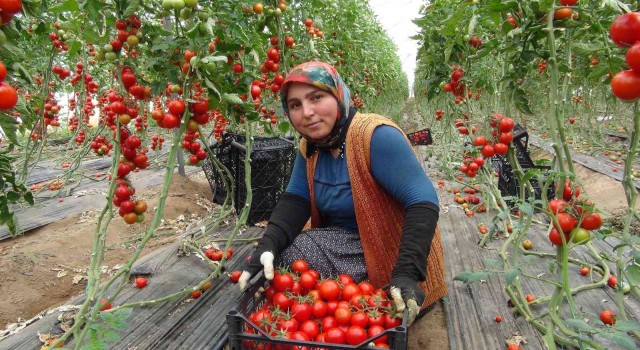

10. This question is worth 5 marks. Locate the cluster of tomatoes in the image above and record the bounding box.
[52,65,72,80]
[112,130,149,225]
[121,66,152,101]
[470,114,516,159]
[42,95,62,127]
[0,61,18,111]
[408,129,431,146]
[181,131,208,165]
[48,30,69,52]
[259,38,283,75]
[609,12,640,101]
[241,259,404,348]
[435,109,444,121]
[90,135,113,156]
[304,18,324,38]
[546,181,602,246]
[452,186,486,218]
[212,109,229,141]
[74,129,86,146]
[442,67,468,104]
[150,134,165,151]
[537,60,548,74]
[97,14,143,62]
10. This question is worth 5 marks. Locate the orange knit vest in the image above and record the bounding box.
[300,113,447,309]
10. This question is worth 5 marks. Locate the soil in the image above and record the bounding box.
[0,143,632,349]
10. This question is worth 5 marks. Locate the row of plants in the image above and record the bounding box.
[412,0,640,349]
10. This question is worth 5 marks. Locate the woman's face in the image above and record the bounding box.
[285,82,339,142]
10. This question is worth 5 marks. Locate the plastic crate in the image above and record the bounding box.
[202,132,295,225]
[226,274,409,350]
[406,128,433,146]
[491,154,555,203]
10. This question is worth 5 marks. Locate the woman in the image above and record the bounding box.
[238,61,446,325]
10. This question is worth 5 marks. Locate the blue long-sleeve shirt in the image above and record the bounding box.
[285,125,439,231]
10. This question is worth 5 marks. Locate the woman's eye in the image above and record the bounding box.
[311,94,322,101]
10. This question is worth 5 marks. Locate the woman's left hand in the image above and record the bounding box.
[390,276,425,326]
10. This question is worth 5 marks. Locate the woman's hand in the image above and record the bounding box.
[238,251,275,290]
[390,275,425,326]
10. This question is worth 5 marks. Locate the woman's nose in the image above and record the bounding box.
[301,102,314,117]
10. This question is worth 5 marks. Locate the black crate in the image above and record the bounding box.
[202,132,295,225]
[226,274,409,350]
[406,128,433,146]
[491,153,555,203]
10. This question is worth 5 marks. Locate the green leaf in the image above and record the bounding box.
[23,191,34,206]
[123,0,140,17]
[453,270,492,283]
[84,0,109,19]
[100,307,132,330]
[278,121,291,134]
[514,87,533,115]
[518,203,534,217]
[565,318,592,331]
[0,113,20,145]
[200,55,227,64]
[624,265,640,287]
[504,267,521,285]
[222,93,243,105]
[484,258,502,267]
[50,0,79,13]
[600,330,637,350]
[6,191,20,201]
[1,42,25,60]
[615,320,640,332]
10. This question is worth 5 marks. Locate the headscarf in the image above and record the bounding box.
[280,61,357,152]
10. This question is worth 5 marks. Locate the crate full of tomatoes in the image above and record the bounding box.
[406,129,433,146]
[226,260,409,349]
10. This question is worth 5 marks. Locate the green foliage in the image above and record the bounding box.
[0,146,34,237]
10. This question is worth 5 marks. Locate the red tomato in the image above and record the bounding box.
[0,82,18,111]
[600,310,616,325]
[230,270,242,283]
[350,311,368,328]
[291,259,309,274]
[367,312,385,327]
[311,300,328,318]
[608,275,617,288]
[580,266,590,276]
[321,316,338,330]
[473,136,487,146]
[345,326,368,345]
[324,327,345,344]
[272,292,293,310]
[308,269,320,280]
[627,43,640,71]
[481,144,495,158]
[548,199,568,214]
[494,143,509,155]
[326,300,339,316]
[548,227,569,246]
[99,297,112,311]
[272,273,294,292]
[580,212,602,230]
[299,320,320,340]
[384,313,402,329]
[299,271,317,290]
[337,274,354,286]
[334,307,352,326]
[277,317,299,332]
[367,325,388,345]
[499,132,514,144]
[358,281,374,296]
[319,279,341,301]
[0,61,6,81]
[554,212,576,233]
[135,277,147,288]
[609,12,640,47]
[499,117,515,132]
[560,0,578,4]
[290,301,312,322]
[611,69,640,101]
[341,283,360,301]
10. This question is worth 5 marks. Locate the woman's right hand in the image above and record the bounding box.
[238,250,275,290]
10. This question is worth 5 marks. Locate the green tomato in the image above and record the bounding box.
[103,43,113,52]
[105,52,117,61]
[197,12,209,21]
[179,7,192,19]
[621,281,631,294]
[170,84,181,93]
[136,214,145,223]
[570,227,591,244]
[172,0,186,10]
[274,8,282,17]
[184,0,198,8]
[162,0,173,10]
[198,22,208,34]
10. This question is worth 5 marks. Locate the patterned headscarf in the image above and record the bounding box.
[280,61,356,150]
